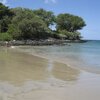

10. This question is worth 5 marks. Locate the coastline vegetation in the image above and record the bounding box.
[0,3,86,41]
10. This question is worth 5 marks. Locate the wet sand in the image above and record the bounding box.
[0,47,100,100]
[16,46,100,74]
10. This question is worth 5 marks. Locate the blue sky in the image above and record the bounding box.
[0,0,100,40]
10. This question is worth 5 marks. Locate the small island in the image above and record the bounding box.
[0,3,86,46]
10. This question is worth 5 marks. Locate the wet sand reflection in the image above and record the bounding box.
[0,47,80,85]
[0,48,48,84]
[52,61,80,81]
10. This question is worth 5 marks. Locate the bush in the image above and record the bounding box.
[58,30,81,40]
[0,32,13,41]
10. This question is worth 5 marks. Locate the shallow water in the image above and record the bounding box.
[0,47,80,84]
[0,47,100,100]
[18,40,100,74]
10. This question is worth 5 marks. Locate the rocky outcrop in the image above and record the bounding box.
[0,40,87,46]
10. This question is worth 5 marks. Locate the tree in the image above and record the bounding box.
[33,8,55,27]
[11,8,35,22]
[0,4,86,41]
[56,13,86,32]
[0,3,13,33]
[0,3,13,19]
[18,18,51,40]
[8,8,51,40]
[58,30,81,40]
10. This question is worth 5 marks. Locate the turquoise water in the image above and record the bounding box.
[19,40,100,73]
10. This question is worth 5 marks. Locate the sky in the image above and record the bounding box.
[0,0,100,40]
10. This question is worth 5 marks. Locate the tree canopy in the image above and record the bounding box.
[56,13,86,32]
[8,8,51,40]
[0,3,13,33]
[0,3,86,41]
[33,8,55,27]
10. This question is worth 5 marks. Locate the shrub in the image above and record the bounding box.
[0,32,13,41]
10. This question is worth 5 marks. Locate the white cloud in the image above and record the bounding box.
[0,0,7,5]
[44,0,57,4]
[0,0,57,5]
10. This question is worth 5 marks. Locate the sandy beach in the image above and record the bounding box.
[0,0,100,99]
[0,47,100,100]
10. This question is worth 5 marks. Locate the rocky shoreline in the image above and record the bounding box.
[0,39,87,46]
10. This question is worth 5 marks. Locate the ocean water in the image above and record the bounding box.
[18,40,100,73]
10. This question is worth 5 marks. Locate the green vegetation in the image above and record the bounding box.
[0,3,86,41]
[0,32,12,41]
[0,3,13,33]
[56,14,86,32]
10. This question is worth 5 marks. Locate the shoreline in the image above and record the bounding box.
[11,46,100,74]
[10,46,79,68]
[0,40,87,46]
